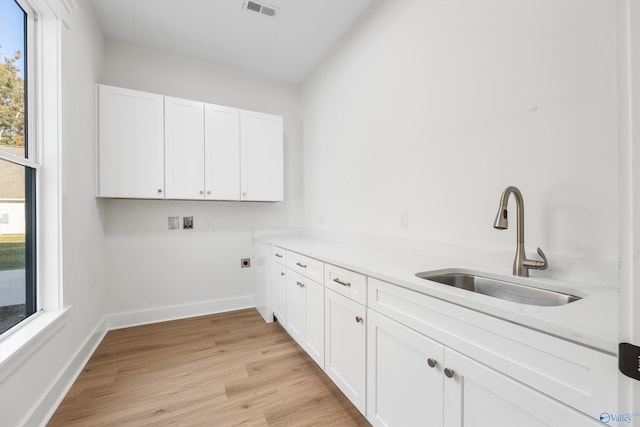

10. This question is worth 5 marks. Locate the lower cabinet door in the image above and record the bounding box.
[304,278,325,368]
[367,310,444,427]
[325,289,366,414]
[442,349,605,427]
[286,271,305,346]
[272,263,287,326]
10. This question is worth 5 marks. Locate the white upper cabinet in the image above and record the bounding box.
[240,110,284,202]
[165,96,205,199]
[205,104,240,200]
[97,85,165,198]
[97,84,283,202]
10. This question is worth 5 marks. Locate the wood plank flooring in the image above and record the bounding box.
[48,309,370,426]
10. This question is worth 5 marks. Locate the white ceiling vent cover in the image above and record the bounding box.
[244,1,279,17]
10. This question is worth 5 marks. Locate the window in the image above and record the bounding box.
[0,0,36,335]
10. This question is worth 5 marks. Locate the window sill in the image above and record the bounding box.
[0,307,69,383]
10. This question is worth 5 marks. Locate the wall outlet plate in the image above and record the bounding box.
[168,216,180,230]
[241,258,251,268]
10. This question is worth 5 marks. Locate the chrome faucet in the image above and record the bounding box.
[493,186,548,277]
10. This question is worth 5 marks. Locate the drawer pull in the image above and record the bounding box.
[297,281,305,288]
[333,278,351,287]
[355,316,363,323]
[427,358,438,368]
[444,368,455,378]
[275,254,283,258]
[296,262,307,268]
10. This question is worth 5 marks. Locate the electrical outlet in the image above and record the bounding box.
[241,258,251,268]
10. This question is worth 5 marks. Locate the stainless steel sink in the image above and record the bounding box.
[415,270,581,306]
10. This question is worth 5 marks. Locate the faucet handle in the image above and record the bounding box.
[523,247,548,271]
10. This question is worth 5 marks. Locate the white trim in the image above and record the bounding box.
[107,295,255,330]
[22,315,107,427]
[0,308,68,384]
[0,151,39,170]
[617,0,640,417]
[22,0,77,29]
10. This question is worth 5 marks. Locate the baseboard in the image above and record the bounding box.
[106,295,255,330]
[24,316,108,427]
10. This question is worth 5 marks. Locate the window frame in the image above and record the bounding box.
[0,0,71,361]
[0,0,39,334]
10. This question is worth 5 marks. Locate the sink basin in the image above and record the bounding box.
[415,270,581,306]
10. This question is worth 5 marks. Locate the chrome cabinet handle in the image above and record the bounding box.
[355,316,363,323]
[333,278,351,287]
[444,368,455,378]
[280,272,285,276]
[199,190,204,195]
[157,189,162,193]
[275,254,283,258]
[296,262,307,268]
[297,281,305,288]
[207,190,211,195]
[427,358,437,368]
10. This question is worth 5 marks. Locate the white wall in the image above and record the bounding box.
[302,0,618,279]
[101,40,302,319]
[0,0,107,425]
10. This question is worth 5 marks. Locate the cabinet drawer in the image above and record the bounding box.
[287,251,324,283]
[273,246,286,265]
[368,277,617,419]
[325,264,367,305]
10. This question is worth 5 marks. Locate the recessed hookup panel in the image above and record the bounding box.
[183,216,194,229]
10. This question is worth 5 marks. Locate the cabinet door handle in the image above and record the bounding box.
[199,190,204,195]
[333,278,351,287]
[427,358,438,368]
[157,189,163,193]
[275,254,283,258]
[355,316,363,323]
[297,281,305,288]
[280,272,285,276]
[207,191,211,195]
[444,368,455,378]
[296,262,307,268]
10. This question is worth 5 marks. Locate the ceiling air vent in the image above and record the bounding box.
[244,1,279,18]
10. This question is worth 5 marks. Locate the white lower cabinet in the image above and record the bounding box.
[367,309,604,427]
[261,244,613,426]
[367,309,444,427]
[324,289,367,414]
[443,349,604,427]
[286,270,324,368]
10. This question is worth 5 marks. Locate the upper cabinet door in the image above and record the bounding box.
[240,110,283,202]
[204,104,240,200]
[165,97,205,199]
[98,85,165,199]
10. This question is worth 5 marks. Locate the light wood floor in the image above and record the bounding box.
[48,309,370,426]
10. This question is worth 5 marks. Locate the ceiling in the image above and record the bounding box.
[89,0,375,83]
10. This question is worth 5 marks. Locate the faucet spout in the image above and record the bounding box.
[493,186,548,277]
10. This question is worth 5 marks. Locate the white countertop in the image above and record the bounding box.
[257,234,618,355]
